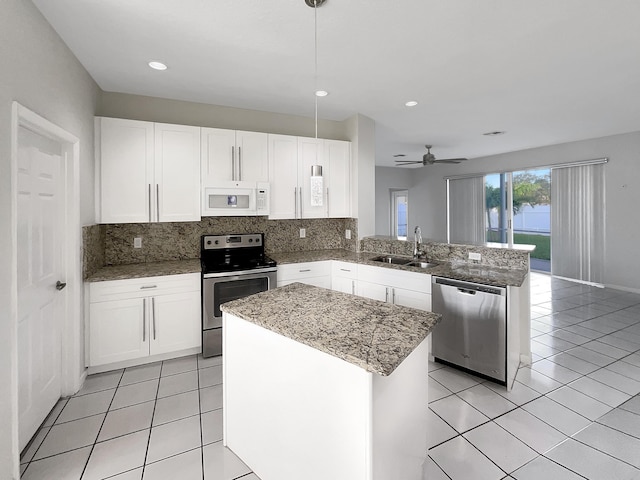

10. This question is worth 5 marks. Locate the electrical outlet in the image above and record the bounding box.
[345,229,351,240]
[299,228,306,238]
[134,237,142,248]
[468,252,481,261]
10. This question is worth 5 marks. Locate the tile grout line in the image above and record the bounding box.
[197,356,205,480]
[78,368,126,480]
[139,363,163,479]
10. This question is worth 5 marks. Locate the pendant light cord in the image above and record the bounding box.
[314,0,318,141]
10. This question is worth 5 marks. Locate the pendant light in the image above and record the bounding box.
[307,0,326,207]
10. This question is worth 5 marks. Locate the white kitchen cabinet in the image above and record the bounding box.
[269,134,351,219]
[96,117,200,223]
[357,264,432,311]
[201,127,268,184]
[268,134,298,219]
[88,273,201,369]
[277,261,331,289]
[325,140,352,218]
[331,261,358,295]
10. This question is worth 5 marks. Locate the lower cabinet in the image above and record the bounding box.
[277,261,331,289]
[358,281,432,310]
[357,264,432,311]
[88,273,201,368]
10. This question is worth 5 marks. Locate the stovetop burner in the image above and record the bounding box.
[200,233,276,274]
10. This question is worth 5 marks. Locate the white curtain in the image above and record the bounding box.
[551,164,605,284]
[448,176,485,244]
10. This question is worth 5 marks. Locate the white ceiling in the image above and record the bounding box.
[32,0,640,166]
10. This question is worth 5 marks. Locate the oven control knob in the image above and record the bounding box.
[206,240,211,245]
[214,240,219,245]
[248,238,253,243]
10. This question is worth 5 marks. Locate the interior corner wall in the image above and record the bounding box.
[98,92,349,141]
[0,0,99,477]
[344,114,376,239]
[401,131,640,292]
[374,167,413,236]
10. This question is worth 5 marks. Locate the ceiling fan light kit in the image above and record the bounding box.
[395,145,469,167]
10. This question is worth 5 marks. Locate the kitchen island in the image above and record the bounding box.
[221,282,441,480]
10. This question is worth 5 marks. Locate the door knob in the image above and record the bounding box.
[55,281,67,291]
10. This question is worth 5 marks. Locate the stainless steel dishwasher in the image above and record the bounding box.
[431,277,507,384]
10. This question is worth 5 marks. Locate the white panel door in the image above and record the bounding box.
[16,127,63,451]
[99,117,154,223]
[298,137,326,218]
[332,276,357,295]
[89,298,148,366]
[201,127,236,183]
[236,131,268,182]
[154,123,201,222]
[326,140,351,218]
[268,134,298,219]
[149,292,201,355]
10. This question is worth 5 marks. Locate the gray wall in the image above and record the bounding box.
[377,131,640,291]
[0,0,100,476]
[375,167,412,236]
[99,92,350,141]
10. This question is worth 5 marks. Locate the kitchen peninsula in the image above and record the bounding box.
[221,282,441,480]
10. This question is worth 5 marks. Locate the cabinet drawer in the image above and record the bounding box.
[277,261,331,282]
[331,261,357,279]
[89,273,200,303]
[357,264,431,295]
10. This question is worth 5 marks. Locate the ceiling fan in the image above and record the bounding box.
[395,145,469,166]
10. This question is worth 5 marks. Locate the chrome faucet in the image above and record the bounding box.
[414,226,423,258]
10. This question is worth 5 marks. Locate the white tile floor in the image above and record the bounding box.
[20,272,640,479]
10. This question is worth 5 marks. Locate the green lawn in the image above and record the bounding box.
[486,231,550,260]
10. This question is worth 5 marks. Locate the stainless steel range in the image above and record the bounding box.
[201,233,277,357]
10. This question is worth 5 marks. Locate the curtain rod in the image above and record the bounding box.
[443,157,609,181]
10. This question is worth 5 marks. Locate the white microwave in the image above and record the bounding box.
[202,181,269,217]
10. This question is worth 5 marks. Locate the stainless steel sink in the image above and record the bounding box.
[407,261,438,269]
[371,255,413,265]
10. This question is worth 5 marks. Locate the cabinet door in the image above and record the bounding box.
[357,281,389,303]
[89,298,148,366]
[332,276,357,295]
[268,134,298,219]
[155,123,201,222]
[201,127,236,183]
[392,287,431,311]
[149,291,201,356]
[98,117,154,223]
[298,137,327,218]
[236,131,268,182]
[326,140,351,218]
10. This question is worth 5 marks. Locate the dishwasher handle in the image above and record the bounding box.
[432,276,506,296]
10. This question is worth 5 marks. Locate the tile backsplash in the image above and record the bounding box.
[83,217,358,272]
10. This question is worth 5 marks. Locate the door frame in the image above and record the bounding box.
[10,102,83,465]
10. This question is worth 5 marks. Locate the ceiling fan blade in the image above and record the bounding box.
[433,158,469,164]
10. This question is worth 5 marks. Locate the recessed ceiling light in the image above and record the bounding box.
[148,61,168,71]
[483,131,506,136]
[315,90,329,97]
[405,101,418,107]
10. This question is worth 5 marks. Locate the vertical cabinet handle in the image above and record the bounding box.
[351,280,355,295]
[238,146,242,181]
[142,298,146,342]
[326,187,330,217]
[385,287,389,303]
[392,288,396,304]
[299,187,303,218]
[156,184,160,222]
[231,146,235,180]
[148,184,152,223]
[294,187,298,218]
[152,297,156,340]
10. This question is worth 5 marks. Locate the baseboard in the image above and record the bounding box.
[86,347,201,375]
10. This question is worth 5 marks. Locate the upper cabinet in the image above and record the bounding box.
[96,117,201,224]
[268,134,351,220]
[201,128,268,184]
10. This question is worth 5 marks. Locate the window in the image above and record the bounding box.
[391,190,408,240]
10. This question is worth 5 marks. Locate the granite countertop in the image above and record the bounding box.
[221,282,441,376]
[271,250,528,287]
[86,259,201,282]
